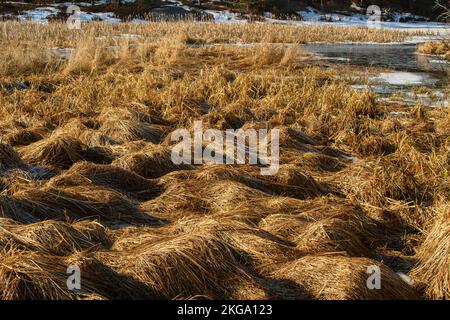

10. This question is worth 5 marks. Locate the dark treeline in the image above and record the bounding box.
[1,0,448,19]
[232,0,448,18]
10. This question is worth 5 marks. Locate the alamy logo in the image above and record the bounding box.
[366,265,381,290]
[367,5,382,29]
[67,5,81,30]
[66,265,81,291]
[171,121,280,175]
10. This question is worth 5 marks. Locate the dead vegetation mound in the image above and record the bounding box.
[48,162,162,201]
[100,231,254,299]
[258,196,389,258]
[0,250,75,300]
[411,201,450,299]
[0,218,111,255]
[112,144,193,178]
[163,164,328,200]
[100,119,167,144]
[98,108,169,144]
[58,118,118,147]
[271,255,419,300]
[0,250,154,300]
[165,217,301,275]
[9,186,163,225]
[18,134,113,170]
[337,157,431,208]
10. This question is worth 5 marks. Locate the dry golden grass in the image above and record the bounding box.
[271,255,419,300]
[0,21,448,300]
[0,21,414,48]
[411,200,450,300]
[417,41,450,60]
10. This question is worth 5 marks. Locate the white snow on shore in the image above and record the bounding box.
[17,6,121,24]
[292,6,449,33]
[165,0,191,12]
[372,72,439,86]
[9,2,450,35]
[77,11,121,23]
[205,10,244,24]
[18,7,60,23]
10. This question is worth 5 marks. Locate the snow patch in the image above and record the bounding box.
[77,12,121,23]
[18,7,60,23]
[296,6,449,33]
[372,72,439,86]
[205,10,244,24]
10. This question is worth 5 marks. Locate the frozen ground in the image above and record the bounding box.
[304,43,449,72]
[295,6,449,32]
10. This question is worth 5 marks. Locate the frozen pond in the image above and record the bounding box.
[303,43,449,73]
[302,43,449,108]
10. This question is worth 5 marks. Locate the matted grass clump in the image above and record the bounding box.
[112,144,193,179]
[100,231,254,299]
[0,250,154,300]
[411,201,450,299]
[48,162,162,201]
[18,133,113,170]
[9,186,163,225]
[271,255,419,300]
[0,250,75,300]
[0,218,111,255]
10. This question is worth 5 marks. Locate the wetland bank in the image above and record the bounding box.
[0,20,448,300]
